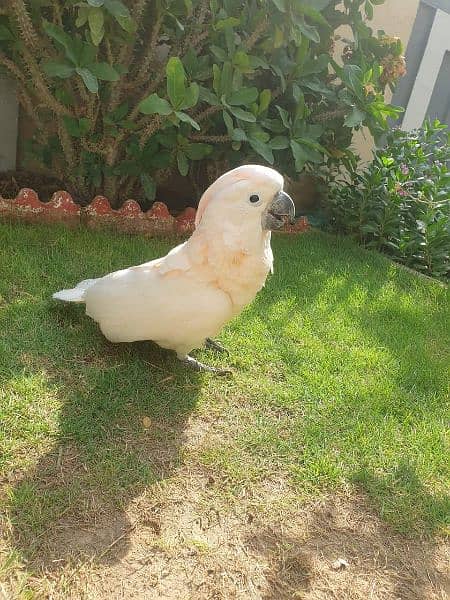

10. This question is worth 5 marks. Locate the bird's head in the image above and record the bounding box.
[195,165,295,232]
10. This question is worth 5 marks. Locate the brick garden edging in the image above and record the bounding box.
[0,189,309,236]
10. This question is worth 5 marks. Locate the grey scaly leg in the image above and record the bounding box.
[205,337,229,354]
[180,355,232,376]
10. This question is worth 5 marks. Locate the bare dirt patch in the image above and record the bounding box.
[2,416,448,600]
[3,461,448,600]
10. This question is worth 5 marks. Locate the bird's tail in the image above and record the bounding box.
[52,278,98,303]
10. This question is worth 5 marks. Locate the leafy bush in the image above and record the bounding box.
[326,120,450,279]
[0,0,402,204]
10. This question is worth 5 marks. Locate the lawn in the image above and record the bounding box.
[0,221,448,599]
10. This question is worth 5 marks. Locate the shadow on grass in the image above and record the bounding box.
[352,461,450,535]
[4,300,204,574]
[244,233,449,532]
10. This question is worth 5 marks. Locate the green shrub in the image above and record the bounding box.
[326,120,450,279]
[0,0,402,204]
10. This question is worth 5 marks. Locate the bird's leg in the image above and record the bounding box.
[179,355,232,376]
[204,337,229,354]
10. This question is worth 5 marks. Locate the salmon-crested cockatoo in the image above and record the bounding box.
[53,165,295,374]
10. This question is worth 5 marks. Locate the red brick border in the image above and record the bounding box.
[0,189,309,236]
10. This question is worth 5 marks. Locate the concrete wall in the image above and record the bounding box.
[352,0,420,162]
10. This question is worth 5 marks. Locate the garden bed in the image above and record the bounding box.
[0,187,309,236]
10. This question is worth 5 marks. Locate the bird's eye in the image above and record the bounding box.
[249,194,260,204]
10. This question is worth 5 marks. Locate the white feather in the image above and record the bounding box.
[52,165,283,357]
[52,279,98,302]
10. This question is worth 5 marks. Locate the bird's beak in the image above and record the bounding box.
[262,190,296,230]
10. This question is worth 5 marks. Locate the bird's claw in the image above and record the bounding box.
[181,355,232,376]
[205,337,229,354]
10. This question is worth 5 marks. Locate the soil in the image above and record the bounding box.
[0,169,199,214]
[2,416,448,599]
[0,169,69,202]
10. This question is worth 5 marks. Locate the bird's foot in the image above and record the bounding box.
[204,337,229,354]
[180,355,232,376]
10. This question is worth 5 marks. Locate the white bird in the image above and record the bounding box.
[53,165,295,373]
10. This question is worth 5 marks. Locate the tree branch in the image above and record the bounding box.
[21,47,73,116]
[8,0,39,52]
[189,134,230,143]
[244,17,268,50]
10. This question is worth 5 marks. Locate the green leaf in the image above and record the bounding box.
[88,7,104,45]
[55,88,74,107]
[44,23,94,67]
[292,84,305,119]
[167,11,185,31]
[233,51,251,73]
[223,111,234,136]
[210,45,227,62]
[43,21,69,47]
[342,64,364,98]
[116,15,136,32]
[0,24,14,41]
[63,116,91,138]
[140,174,156,201]
[274,26,284,49]
[212,64,221,96]
[296,18,320,43]
[258,89,271,115]
[344,106,366,128]
[276,105,291,129]
[271,0,286,12]
[228,87,258,106]
[103,0,130,19]
[138,94,172,115]
[79,43,97,67]
[271,64,286,91]
[220,61,233,96]
[215,17,240,30]
[166,57,187,109]
[290,140,315,171]
[87,0,105,6]
[301,0,332,8]
[228,106,256,122]
[185,143,213,160]
[180,83,199,110]
[43,21,77,62]
[175,111,201,130]
[297,5,330,28]
[364,0,373,19]
[88,62,119,81]
[199,86,219,105]
[42,61,75,79]
[232,128,247,142]
[76,67,98,93]
[76,7,89,28]
[302,78,336,99]
[269,135,289,150]
[248,138,274,164]
[177,150,189,176]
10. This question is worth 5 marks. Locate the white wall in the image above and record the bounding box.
[352,0,420,161]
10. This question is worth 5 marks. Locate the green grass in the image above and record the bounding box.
[0,221,449,550]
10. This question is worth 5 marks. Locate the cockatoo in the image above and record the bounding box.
[53,165,295,374]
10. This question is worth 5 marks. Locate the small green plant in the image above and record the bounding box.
[326,120,450,279]
[0,0,402,204]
